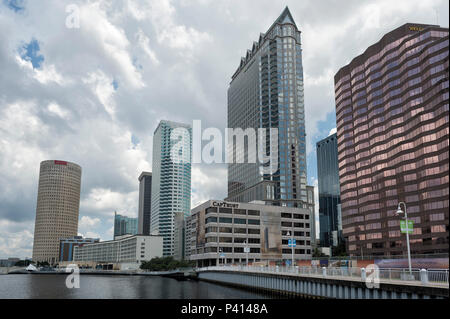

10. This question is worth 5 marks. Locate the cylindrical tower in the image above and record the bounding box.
[32,160,82,264]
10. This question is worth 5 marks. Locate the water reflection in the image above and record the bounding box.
[0,275,272,299]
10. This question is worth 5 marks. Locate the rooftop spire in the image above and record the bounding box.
[276,6,297,27]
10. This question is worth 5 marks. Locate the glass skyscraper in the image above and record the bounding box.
[316,133,342,247]
[335,23,449,256]
[151,120,192,256]
[113,212,138,239]
[226,7,311,212]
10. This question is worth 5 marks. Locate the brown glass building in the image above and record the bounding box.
[334,23,449,257]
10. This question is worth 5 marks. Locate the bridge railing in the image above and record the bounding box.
[197,265,449,286]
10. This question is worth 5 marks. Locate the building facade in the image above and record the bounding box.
[59,236,99,262]
[151,120,192,256]
[186,200,312,267]
[317,133,342,247]
[306,185,316,244]
[0,258,20,267]
[32,160,82,264]
[334,23,449,257]
[73,235,163,269]
[226,7,311,212]
[173,212,185,261]
[114,212,138,239]
[138,172,152,235]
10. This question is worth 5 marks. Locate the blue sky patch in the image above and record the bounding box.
[112,79,119,90]
[307,111,336,185]
[131,134,140,148]
[20,39,44,69]
[3,0,25,12]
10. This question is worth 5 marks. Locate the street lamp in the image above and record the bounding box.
[286,231,294,267]
[219,248,224,266]
[244,240,249,266]
[396,202,412,275]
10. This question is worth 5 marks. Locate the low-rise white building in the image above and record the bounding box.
[73,234,163,270]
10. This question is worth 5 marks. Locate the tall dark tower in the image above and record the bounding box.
[317,133,342,247]
[226,7,311,213]
[138,172,152,235]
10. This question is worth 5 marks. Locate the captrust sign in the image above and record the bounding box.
[212,201,239,209]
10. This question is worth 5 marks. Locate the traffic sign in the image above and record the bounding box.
[220,253,225,258]
[244,247,250,253]
[288,239,296,247]
[400,220,414,234]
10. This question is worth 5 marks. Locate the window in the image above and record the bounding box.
[219,217,232,224]
[248,210,260,216]
[248,219,260,225]
[220,208,232,214]
[234,209,246,215]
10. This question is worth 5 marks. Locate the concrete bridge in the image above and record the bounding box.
[196,266,449,299]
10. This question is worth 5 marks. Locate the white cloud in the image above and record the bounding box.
[47,102,70,119]
[0,220,34,259]
[127,0,212,57]
[191,165,227,208]
[136,29,160,66]
[80,188,139,218]
[79,216,101,228]
[79,1,145,89]
[328,128,337,136]
[15,55,66,85]
[82,70,117,117]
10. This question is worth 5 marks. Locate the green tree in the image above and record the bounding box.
[140,257,194,271]
[332,242,347,257]
[14,260,34,267]
[312,248,327,258]
[37,261,50,268]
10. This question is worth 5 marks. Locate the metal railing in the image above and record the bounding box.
[197,265,449,287]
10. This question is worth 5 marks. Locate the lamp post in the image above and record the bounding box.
[244,240,249,266]
[219,248,223,266]
[287,231,294,267]
[396,202,412,275]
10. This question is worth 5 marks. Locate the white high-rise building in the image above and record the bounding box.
[151,120,192,256]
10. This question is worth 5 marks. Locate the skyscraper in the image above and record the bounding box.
[334,23,449,257]
[113,212,138,239]
[32,160,82,264]
[316,133,342,247]
[138,172,152,235]
[151,120,192,256]
[226,7,311,212]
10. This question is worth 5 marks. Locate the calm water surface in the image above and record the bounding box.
[0,274,272,299]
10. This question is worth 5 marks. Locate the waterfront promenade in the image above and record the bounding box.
[196,265,449,299]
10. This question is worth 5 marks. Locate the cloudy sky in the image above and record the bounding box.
[0,0,448,259]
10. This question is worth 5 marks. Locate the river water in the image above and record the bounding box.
[0,274,271,299]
